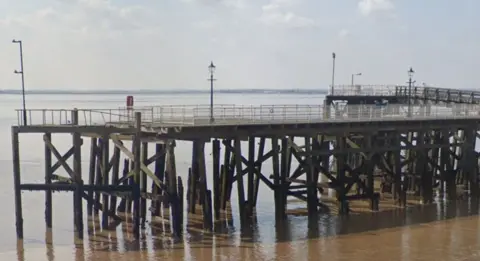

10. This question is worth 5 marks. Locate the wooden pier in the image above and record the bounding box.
[11,88,480,240]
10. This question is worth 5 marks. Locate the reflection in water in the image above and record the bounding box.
[7,199,480,260]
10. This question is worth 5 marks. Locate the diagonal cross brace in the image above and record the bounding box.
[110,135,167,194]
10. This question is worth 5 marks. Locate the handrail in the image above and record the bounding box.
[329,85,480,102]
[14,103,480,127]
[329,85,401,96]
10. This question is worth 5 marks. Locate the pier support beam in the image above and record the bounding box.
[272,137,283,220]
[44,132,52,228]
[464,126,478,196]
[421,131,434,204]
[212,139,221,221]
[101,134,110,229]
[132,112,142,239]
[72,109,84,238]
[305,137,319,218]
[234,138,247,225]
[12,128,23,239]
[87,138,97,216]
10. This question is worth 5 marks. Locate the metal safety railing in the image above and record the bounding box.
[329,85,400,96]
[329,85,480,104]
[15,103,480,127]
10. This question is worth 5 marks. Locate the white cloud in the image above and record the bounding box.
[358,0,394,16]
[0,0,478,91]
[338,29,350,38]
[1,0,157,35]
[259,0,316,28]
[180,0,247,9]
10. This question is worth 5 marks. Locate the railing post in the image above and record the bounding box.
[151,107,154,123]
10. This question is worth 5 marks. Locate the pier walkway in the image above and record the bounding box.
[329,85,480,104]
[15,103,480,130]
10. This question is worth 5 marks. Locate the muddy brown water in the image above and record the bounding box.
[2,200,480,261]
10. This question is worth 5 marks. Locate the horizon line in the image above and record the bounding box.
[0,88,330,95]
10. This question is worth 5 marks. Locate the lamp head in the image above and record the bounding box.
[408,67,415,77]
[208,61,216,74]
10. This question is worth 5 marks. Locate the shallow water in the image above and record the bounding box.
[1,93,480,261]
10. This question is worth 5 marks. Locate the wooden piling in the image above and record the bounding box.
[335,136,348,214]
[234,138,246,225]
[94,139,102,215]
[212,139,221,221]
[415,131,426,203]
[132,112,142,239]
[442,129,456,199]
[117,159,130,213]
[220,139,232,210]
[247,136,255,217]
[177,176,184,229]
[109,146,121,214]
[198,141,208,209]
[189,141,199,213]
[464,126,478,196]
[166,140,181,236]
[140,142,148,227]
[44,132,52,228]
[72,109,84,238]
[279,137,289,217]
[422,131,434,203]
[197,141,211,229]
[393,132,405,206]
[252,137,266,207]
[431,131,442,196]
[101,134,110,229]
[12,128,23,239]
[272,137,283,220]
[163,168,170,209]
[151,144,165,216]
[364,134,377,211]
[305,136,318,217]
[87,138,97,216]
[205,190,213,231]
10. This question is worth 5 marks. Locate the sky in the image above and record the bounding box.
[0,0,479,90]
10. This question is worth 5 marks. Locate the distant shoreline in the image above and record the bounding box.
[0,88,328,95]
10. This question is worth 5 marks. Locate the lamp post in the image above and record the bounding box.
[12,39,27,126]
[407,67,415,117]
[208,61,216,123]
[351,72,362,87]
[331,52,336,95]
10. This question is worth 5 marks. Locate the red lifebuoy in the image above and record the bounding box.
[126,95,134,109]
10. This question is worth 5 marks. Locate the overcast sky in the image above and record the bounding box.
[0,0,478,90]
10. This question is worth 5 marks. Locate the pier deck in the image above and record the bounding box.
[11,100,480,241]
[328,85,480,104]
[15,103,480,135]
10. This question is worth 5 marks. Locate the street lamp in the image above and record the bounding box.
[12,39,27,126]
[208,61,216,123]
[331,52,336,95]
[351,72,362,87]
[407,67,415,117]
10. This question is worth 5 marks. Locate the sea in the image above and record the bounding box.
[0,93,480,261]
